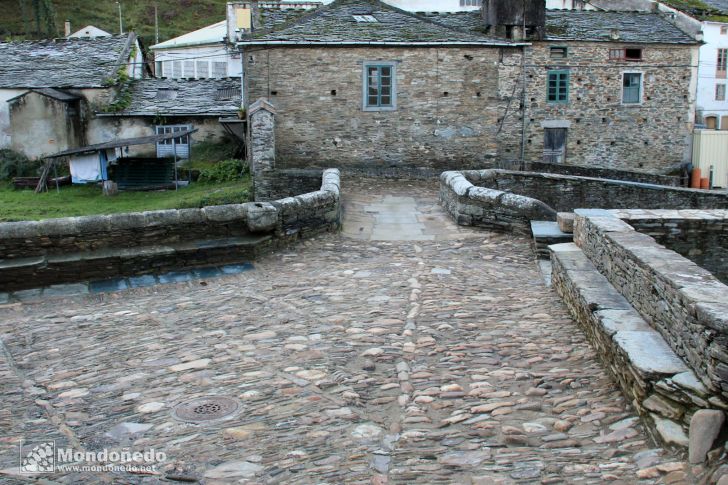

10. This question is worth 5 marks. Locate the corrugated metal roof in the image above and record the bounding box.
[47,128,199,158]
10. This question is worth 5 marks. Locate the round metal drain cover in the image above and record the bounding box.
[171,396,242,424]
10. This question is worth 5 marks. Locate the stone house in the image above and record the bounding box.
[0,34,144,159]
[95,78,243,159]
[236,0,700,174]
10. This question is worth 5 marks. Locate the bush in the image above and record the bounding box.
[197,159,248,183]
[0,149,39,181]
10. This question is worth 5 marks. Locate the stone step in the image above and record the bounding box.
[0,235,271,292]
[549,242,697,448]
[531,221,573,259]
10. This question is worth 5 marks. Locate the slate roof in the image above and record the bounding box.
[9,88,81,103]
[238,0,523,46]
[0,34,136,89]
[47,128,198,158]
[99,78,241,117]
[422,10,696,44]
[543,11,697,44]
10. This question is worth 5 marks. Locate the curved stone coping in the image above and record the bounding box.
[0,168,341,258]
[440,170,558,234]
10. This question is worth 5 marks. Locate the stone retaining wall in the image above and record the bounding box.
[441,169,728,234]
[573,210,728,402]
[0,169,341,291]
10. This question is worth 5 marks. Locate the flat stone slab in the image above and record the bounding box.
[596,309,652,336]
[531,221,571,239]
[613,331,689,377]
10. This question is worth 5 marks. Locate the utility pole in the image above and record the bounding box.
[154,4,159,44]
[117,1,123,35]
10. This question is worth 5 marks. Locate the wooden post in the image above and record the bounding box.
[172,136,178,191]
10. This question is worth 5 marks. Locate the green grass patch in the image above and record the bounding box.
[0,176,252,222]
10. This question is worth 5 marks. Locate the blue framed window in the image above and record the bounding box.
[363,62,396,111]
[622,72,643,104]
[547,70,569,104]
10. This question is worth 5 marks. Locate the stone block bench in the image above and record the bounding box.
[0,169,340,292]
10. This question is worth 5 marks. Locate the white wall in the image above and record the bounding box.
[0,89,28,150]
[697,22,728,128]
[154,45,242,79]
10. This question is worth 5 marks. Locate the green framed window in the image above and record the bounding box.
[547,70,569,104]
[363,62,396,111]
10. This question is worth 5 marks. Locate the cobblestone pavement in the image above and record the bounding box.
[0,178,697,484]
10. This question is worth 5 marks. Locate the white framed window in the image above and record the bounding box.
[212,61,228,78]
[717,84,726,101]
[721,26,728,35]
[622,72,643,104]
[196,61,210,79]
[460,0,482,5]
[363,61,397,112]
[183,61,195,78]
[172,61,182,78]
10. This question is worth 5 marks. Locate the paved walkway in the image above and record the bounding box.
[0,178,692,484]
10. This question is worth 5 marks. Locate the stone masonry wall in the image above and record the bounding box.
[483,171,728,213]
[441,169,728,235]
[0,169,340,291]
[523,160,682,187]
[440,170,556,235]
[573,211,728,401]
[245,46,523,172]
[523,42,696,172]
[615,210,728,285]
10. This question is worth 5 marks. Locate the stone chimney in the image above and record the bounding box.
[482,0,546,40]
[226,1,264,43]
[64,20,71,37]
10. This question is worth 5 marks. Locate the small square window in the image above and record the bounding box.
[550,46,568,59]
[609,48,643,61]
[625,48,642,61]
[721,26,728,35]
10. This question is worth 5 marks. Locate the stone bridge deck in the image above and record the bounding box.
[0,179,696,483]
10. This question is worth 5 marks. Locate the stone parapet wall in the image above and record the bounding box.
[483,171,728,213]
[573,210,728,401]
[611,209,728,285]
[523,161,683,187]
[259,169,325,201]
[440,169,728,235]
[439,170,556,235]
[0,169,341,291]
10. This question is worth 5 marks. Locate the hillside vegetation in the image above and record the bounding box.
[1,0,230,47]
